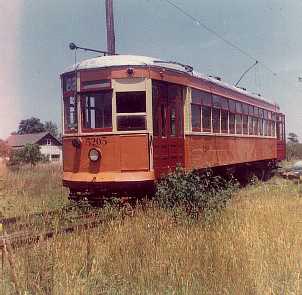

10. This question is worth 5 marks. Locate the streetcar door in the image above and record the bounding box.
[152,81,184,177]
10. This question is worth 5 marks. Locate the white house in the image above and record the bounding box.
[6,132,62,162]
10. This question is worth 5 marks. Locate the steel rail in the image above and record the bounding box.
[0,203,88,228]
[0,215,104,250]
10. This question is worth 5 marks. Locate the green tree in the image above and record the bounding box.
[9,144,44,166]
[288,132,299,144]
[17,117,45,134]
[44,121,59,138]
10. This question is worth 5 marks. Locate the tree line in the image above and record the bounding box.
[0,117,60,167]
[287,132,302,160]
[15,117,59,138]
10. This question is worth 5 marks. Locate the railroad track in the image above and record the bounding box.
[0,203,84,227]
[0,203,105,249]
[0,215,103,249]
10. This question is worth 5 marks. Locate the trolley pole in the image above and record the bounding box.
[105,0,116,55]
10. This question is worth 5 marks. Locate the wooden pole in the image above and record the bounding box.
[105,0,116,55]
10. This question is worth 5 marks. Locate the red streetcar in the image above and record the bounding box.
[60,55,286,200]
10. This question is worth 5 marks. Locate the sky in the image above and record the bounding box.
[1,0,302,140]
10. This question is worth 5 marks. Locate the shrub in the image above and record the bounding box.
[8,144,44,167]
[156,167,238,218]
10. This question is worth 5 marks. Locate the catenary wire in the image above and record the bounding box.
[161,0,277,77]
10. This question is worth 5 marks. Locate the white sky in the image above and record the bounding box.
[1,0,302,140]
[0,2,22,139]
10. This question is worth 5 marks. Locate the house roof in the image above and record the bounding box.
[6,132,60,147]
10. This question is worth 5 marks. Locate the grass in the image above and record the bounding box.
[0,162,69,218]
[0,164,302,294]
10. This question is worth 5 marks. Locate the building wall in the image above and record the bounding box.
[40,145,62,162]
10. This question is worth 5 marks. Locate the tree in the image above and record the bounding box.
[17,117,45,134]
[8,144,44,166]
[44,121,58,138]
[288,132,299,144]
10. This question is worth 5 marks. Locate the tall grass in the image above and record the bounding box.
[1,167,302,294]
[0,163,68,218]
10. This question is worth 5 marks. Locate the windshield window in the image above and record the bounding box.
[116,91,146,131]
[82,91,112,130]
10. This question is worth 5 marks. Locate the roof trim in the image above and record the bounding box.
[61,54,278,108]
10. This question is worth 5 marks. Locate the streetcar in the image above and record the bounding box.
[60,55,286,200]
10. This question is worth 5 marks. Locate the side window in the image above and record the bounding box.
[64,96,77,132]
[116,91,146,131]
[229,113,235,134]
[236,114,242,134]
[191,104,201,131]
[229,100,236,134]
[243,115,248,134]
[248,116,254,135]
[253,117,258,135]
[201,91,212,132]
[271,120,276,137]
[212,108,220,133]
[235,102,242,134]
[259,109,264,136]
[259,119,264,136]
[221,109,228,133]
[82,92,112,130]
[202,106,211,132]
[191,89,212,132]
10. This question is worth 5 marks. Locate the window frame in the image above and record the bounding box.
[81,90,113,133]
[116,91,147,132]
[191,89,213,133]
[63,95,78,134]
[190,87,277,138]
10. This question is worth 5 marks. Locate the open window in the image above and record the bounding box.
[116,91,146,131]
[82,91,112,131]
[64,96,77,132]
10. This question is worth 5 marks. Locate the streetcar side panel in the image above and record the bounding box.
[184,136,277,169]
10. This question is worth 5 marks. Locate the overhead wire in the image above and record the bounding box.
[161,0,277,77]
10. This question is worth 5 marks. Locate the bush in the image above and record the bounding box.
[8,144,44,167]
[156,167,238,218]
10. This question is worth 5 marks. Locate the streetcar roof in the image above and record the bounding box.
[64,54,278,108]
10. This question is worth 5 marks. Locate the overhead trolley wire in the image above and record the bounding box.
[161,0,277,77]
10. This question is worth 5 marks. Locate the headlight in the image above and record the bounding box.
[88,148,100,162]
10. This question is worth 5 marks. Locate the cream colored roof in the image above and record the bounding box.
[63,54,278,108]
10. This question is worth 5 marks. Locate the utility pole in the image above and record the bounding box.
[105,0,116,55]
